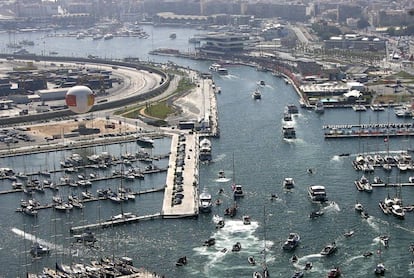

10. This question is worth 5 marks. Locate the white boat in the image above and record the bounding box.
[282,124,296,139]
[243,215,251,225]
[209,63,221,71]
[30,242,50,257]
[199,188,212,213]
[217,67,228,75]
[391,204,405,219]
[355,202,364,212]
[352,104,367,111]
[218,170,225,179]
[282,232,300,251]
[354,175,371,192]
[103,33,114,40]
[233,184,244,198]
[136,136,154,147]
[252,88,261,99]
[283,177,295,189]
[374,263,386,275]
[320,242,337,256]
[199,138,212,162]
[308,185,327,203]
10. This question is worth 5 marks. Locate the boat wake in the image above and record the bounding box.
[215,177,231,183]
[11,227,64,252]
[192,219,273,276]
[322,201,341,212]
[211,153,226,163]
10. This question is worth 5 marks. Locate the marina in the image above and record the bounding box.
[0,27,414,277]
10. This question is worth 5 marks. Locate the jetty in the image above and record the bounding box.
[161,132,199,218]
[324,122,414,139]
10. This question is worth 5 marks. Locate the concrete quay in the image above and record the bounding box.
[161,132,199,218]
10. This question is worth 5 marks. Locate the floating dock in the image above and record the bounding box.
[324,122,414,139]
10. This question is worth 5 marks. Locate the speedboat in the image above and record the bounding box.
[30,242,50,257]
[175,256,187,266]
[218,170,225,179]
[233,184,244,198]
[248,256,256,265]
[328,267,341,278]
[252,88,262,100]
[253,272,263,278]
[344,230,354,238]
[290,255,298,263]
[380,235,389,248]
[309,210,324,219]
[282,232,300,251]
[320,242,337,256]
[232,242,242,252]
[203,238,215,247]
[374,263,386,276]
[291,271,304,278]
[304,262,313,270]
[363,251,373,257]
[199,188,212,213]
[361,210,370,219]
[355,202,364,212]
[243,215,251,225]
[354,175,371,192]
[283,177,295,189]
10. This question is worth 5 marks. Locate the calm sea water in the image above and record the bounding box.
[0,26,414,277]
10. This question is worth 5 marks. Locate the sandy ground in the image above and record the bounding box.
[27,118,137,139]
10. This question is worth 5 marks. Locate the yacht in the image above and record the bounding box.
[217,67,228,75]
[374,263,386,276]
[308,185,327,202]
[30,242,50,257]
[283,177,295,189]
[243,215,251,225]
[199,138,212,162]
[199,188,213,213]
[391,204,405,219]
[233,184,244,198]
[209,63,221,71]
[136,136,154,148]
[286,104,299,114]
[282,125,296,139]
[282,232,300,251]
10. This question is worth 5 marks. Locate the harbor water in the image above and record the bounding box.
[0,27,414,277]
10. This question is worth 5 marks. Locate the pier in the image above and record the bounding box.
[70,213,162,233]
[161,132,199,218]
[324,122,414,139]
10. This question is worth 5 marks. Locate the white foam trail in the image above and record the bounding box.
[331,155,340,161]
[215,177,231,183]
[211,153,226,163]
[11,227,64,252]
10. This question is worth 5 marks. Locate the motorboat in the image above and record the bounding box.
[209,63,221,71]
[213,215,225,229]
[232,242,242,252]
[328,267,341,278]
[175,256,187,266]
[282,233,300,251]
[355,202,364,212]
[291,271,304,278]
[252,87,262,100]
[315,101,324,113]
[199,138,212,162]
[218,170,225,179]
[282,124,296,139]
[303,262,313,270]
[374,263,386,276]
[259,80,266,86]
[308,185,327,203]
[373,176,384,185]
[243,215,251,225]
[74,230,96,243]
[320,242,337,256]
[283,177,295,189]
[253,271,263,278]
[391,204,405,219]
[344,230,354,238]
[379,235,389,248]
[136,136,154,148]
[283,111,293,122]
[309,210,324,219]
[233,184,244,198]
[290,255,298,263]
[30,242,50,257]
[354,175,372,192]
[224,203,237,217]
[203,238,215,247]
[199,188,212,213]
[363,251,373,257]
[361,210,370,219]
[248,256,256,265]
[287,104,299,114]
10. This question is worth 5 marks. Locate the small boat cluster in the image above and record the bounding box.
[27,256,153,277]
[282,104,299,139]
[352,152,414,173]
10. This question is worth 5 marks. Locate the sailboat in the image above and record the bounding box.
[232,153,244,198]
[259,206,270,277]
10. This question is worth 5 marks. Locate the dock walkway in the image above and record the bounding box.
[161,132,199,218]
